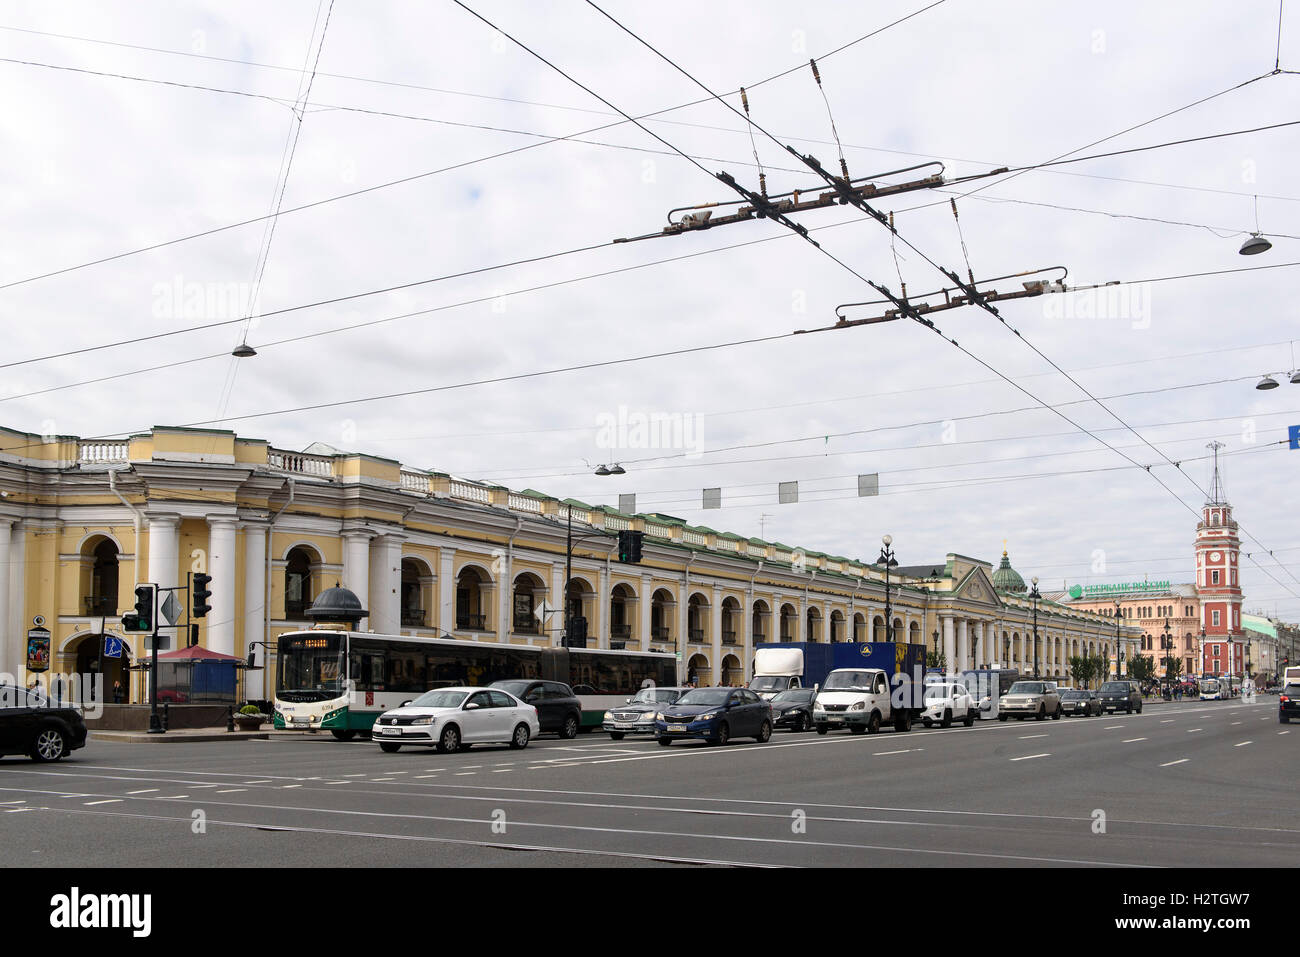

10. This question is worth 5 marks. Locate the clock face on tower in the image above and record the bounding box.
[1210,551,1222,562]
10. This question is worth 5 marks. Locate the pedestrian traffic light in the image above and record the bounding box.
[192,573,212,619]
[617,530,644,564]
[567,615,588,648]
[121,584,155,632]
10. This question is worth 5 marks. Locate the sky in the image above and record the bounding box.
[1,0,1298,616]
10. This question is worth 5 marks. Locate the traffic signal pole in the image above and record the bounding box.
[147,587,162,734]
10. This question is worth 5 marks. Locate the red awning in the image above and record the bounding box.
[153,644,245,662]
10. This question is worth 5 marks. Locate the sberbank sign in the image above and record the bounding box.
[1068,581,1171,599]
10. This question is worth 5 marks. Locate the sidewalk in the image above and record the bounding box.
[91,728,271,743]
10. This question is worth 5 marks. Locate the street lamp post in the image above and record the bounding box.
[879,535,898,643]
[1161,618,1174,694]
[1114,600,1122,679]
[1029,576,1041,679]
[932,627,940,668]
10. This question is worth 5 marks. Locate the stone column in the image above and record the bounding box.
[710,584,723,682]
[598,561,611,650]
[205,516,238,655]
[550,565,564,644]
[0,519,11,675]
[438,549,456,634]
[942,615,955,673]
[147,515,180,642]
[497,551,513,643]
[8,523,24,680]
[957,618,970,671]
[242,522,267,698]
[341,530,373,631]
[974,620,985,669]
[369,535,404,636]
[639,574,652,650]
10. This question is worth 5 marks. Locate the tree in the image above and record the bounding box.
[1128,655,1156,683]
[1068,655,1093,688]
[926,650,946,670]
[1090,654,1109,685]
[1163,655,1183,684]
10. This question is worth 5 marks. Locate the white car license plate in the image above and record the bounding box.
[614,722,635,729]
[381,726,400,735]
[668,724,688,732]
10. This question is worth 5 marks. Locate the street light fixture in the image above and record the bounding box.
[879,535,898,644]
[1255,374,1280,391]
[1029,576,1041,679]
[932,627,940,668]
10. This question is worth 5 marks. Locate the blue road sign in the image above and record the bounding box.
[103,635,124,658]
[1290,424,1300,450]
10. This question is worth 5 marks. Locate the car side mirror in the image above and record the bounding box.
[400,700,411,708]
[465,702,480,710]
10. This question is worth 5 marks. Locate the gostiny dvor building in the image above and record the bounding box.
[0,425,1140,702]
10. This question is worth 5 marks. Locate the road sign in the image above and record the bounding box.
[160,592,181,627]
[534,599,556,622]
[103,635,124,658]
[1290,424,1300,450]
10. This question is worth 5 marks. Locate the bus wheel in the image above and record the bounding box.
[330,730,357,741]
[379,742,401,753]
[561,715,579,739]
[436,725,460,754]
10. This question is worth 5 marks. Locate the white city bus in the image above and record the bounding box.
[272,628,675,739]
[1198,677,1224,701]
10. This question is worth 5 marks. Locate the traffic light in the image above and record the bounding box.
[121,584,155,632]
[617,530,644,564]
[192,573,213,619]
[567,615,588,648]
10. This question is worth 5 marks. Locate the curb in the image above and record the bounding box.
[90,731,271,743]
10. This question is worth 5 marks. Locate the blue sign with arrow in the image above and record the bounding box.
[103,635,124,658]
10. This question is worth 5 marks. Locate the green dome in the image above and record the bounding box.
[992,550,1027,594]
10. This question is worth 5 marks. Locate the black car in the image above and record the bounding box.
[1060,689,1102,717]
[1280,684,1300,724]
[655,687,773,746]
[489,680,582,738]
[1097,680,1143,714]
[0,684,88,761]
[770,687,817,732]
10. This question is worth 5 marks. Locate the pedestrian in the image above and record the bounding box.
[112,679,124,704]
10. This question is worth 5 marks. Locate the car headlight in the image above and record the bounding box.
[655,712,666,721]
[850,701,866,711]
[603,711,613,721]
[411,717,434,726]
[693,712,717,722]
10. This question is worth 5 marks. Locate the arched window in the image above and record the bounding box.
[87,538,120,616]
[285,547,315,619]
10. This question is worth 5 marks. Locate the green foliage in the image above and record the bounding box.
[239,704,262,716]
[1163,655,1183,682]
[1127,655,1156,682]
[1068,655,1093,688]
[926,651,946,669]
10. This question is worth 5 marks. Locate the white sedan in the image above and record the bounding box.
[372,687,539,753]
[920,682,977,728]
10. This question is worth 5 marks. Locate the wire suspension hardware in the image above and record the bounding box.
[809,57,850,182]
[739,86,767,198]
[951,198,975,285]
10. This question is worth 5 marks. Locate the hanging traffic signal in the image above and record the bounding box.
[122,584,155,632]
[617,530,644,564]
[192,573,213,619]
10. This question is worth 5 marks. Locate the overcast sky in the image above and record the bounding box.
[2,0,1298,616]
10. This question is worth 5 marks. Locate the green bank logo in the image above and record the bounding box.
[1069,581,1170,598]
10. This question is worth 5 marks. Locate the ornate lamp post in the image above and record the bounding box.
[1029,576,1042,678]
[932,627,940,668]
[1114,600,1123,679]
[879,535,898,642]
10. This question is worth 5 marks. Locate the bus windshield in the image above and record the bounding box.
[278,634,346,696]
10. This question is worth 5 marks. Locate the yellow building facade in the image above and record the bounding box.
[0,425,1139,701]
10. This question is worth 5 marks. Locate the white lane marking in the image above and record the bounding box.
[84,799,122,806]
[5,807,34,813]
[1231,721,1242,725]
[1010,753,1050,761]
[46,796,1150,868]
[244,780,273,784]
[215,789,246,794]
[1019,734,1048,739]
[0,800,26,805]
[492,769,512,773]
[1122,737,1148,743]
[370,779,395,783]
[1104,725,1125,730]
[1280,731,1291,735]
[1187,728,1202,733]
[386,771,409,775]
[1160,719,1175,723]
[190,784,219,789]
[343,773,367,777]
[156,795,189,799]
[415,774,439,779]
[454,772,477,776]
[126,789,157,795]
[1234,741,1252,747]
[281,784,302,789]
[872,749,913,756]
[1160,759,1189,767]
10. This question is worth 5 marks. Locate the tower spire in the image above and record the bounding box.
[1205,440,1226,505]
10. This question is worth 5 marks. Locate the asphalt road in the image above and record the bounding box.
[1,697,1292,867]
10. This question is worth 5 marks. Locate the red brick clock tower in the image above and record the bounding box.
[1195,442,1244,678]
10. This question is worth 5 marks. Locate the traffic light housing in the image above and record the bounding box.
[121,584,155,632]
[567,615,588,648]
[617,530,644,564]
[193,573,213,619]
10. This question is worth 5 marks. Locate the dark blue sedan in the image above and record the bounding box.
[655,687,773,746]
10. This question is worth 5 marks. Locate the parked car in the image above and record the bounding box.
[1060,689,1102,717]
[602,686,688,739]
[372,687,539,753]
[655,687,772,746]
[770,687,817,732]
[920,681,976,728]
[489,679,582,738]
[0,684,88,762]
[1279,684,1300,724]
[997,680,1062,721]
[1097,680,1143,714]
